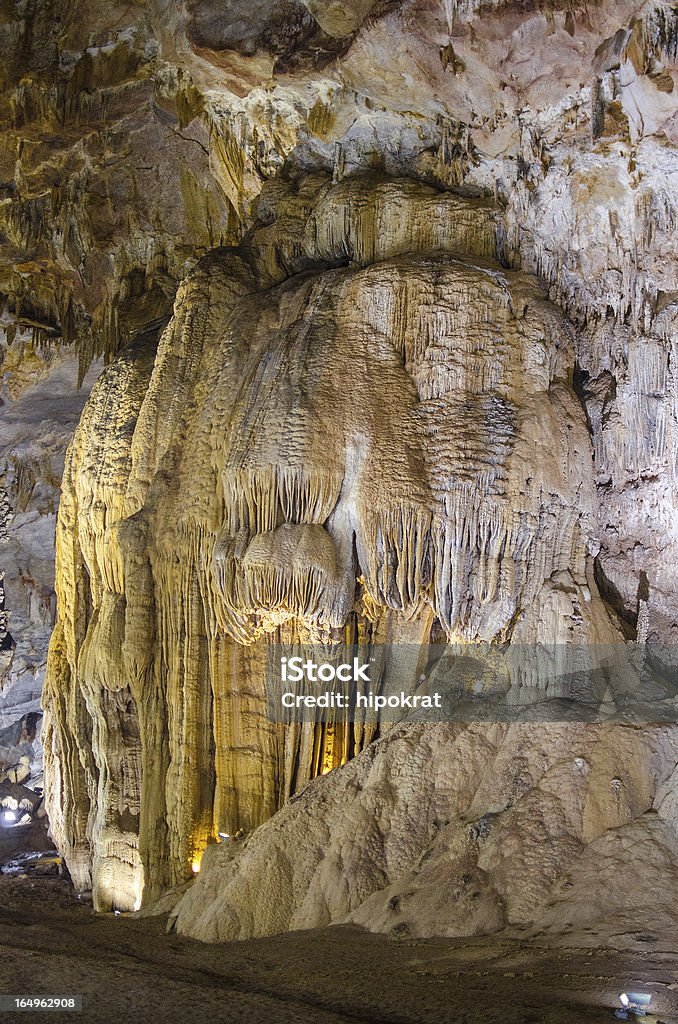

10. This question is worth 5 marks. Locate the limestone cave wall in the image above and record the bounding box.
[0,0,677,928]
[41,175,622,909]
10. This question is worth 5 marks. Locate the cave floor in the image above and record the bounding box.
[0,876,675,1024]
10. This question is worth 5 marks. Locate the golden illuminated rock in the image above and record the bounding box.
[42,175,620,910]
[1,0,676,943]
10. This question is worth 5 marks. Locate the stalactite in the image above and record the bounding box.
[220,467,343,535]
[42,175,619,911]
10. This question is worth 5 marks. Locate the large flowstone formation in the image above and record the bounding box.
[172,720,678,943]
[42,175,620,911]
[0,0,673,949]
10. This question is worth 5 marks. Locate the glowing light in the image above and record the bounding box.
[622,993,652,1009]
[617,993,653,1018]
[3,810,16,823]
[189,830,209,874]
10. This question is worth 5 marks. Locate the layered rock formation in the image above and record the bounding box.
[1,0,676,936]
[43,175,622,911]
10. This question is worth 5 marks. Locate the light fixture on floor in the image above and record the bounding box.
[615,992,652,1018]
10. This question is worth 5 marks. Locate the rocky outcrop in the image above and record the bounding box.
[0,338,98,786]
[3,0,676,637]
[1,0,676,934]
[42,175,624,911]
[171,721,678,943]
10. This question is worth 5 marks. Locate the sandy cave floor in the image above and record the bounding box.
[0,878,676,1024]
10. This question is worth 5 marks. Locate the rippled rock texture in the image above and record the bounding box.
[172,721,678,943]
[1,0,677,929]
[43,175,619,911]
[0,339,98,782]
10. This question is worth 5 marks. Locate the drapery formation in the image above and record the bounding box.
[42,175,618,911]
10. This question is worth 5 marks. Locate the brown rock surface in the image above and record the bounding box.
[0,0,675,942]
[43,176,623,910]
